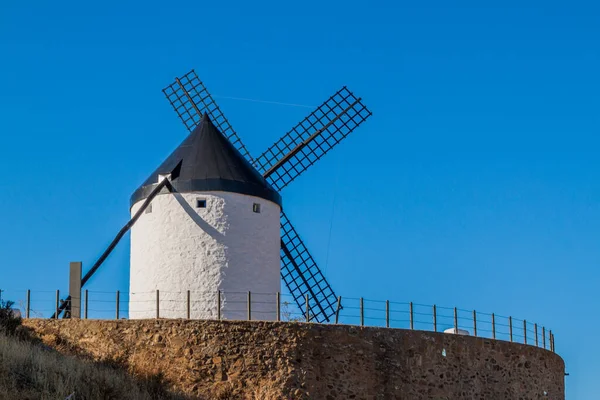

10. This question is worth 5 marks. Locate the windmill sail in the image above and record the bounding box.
[280,211,338,322]
[162,70,255,164]
[255,87,372,191]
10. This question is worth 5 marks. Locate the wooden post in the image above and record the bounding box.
[385,300,390,328]
[186,290,190,319]
[360,297,364,326]
[55,290,59,319]
[433,305,437,332]
[542,327,546,349]
[84,290,88,319]
[534,323,538,346]
[69,262,82,318]
[549,330,553,352]
[115,290,120,320]
[217,290,221,320]
[453,307,458,333]
[492,313,496,339]
[248,291,252,321]
[305,294,310,323]
[156,290,159,319]
[523,320,527,344]
[410,302,414,330]
[509,316,513,342]
[473,310,477,337]
[26,290,30,319]
[335,296,341,324]
[276,292,281,322]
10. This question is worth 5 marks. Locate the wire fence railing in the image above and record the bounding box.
[0,288,556,353]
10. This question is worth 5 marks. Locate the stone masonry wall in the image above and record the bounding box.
[23,319,564,399]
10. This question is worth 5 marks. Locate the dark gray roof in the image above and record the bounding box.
[130,114,281,207]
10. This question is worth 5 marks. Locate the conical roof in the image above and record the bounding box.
[130,114,281,207]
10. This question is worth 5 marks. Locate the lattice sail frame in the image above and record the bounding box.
[162,70,255,163]
[280,211,338,322]
[257,87,372,191]
[162,70,371,322]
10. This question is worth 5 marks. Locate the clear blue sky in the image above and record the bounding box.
[1,0,598,397]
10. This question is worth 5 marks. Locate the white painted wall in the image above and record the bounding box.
[129,191,281,320]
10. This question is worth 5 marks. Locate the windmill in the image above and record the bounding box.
[153,70,372,322]
[53,70,371,322]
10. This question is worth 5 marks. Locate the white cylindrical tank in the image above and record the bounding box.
[129,191,281,320]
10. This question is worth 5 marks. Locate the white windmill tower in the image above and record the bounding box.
[129,114,282,320]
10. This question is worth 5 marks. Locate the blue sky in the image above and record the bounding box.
[1,0,598,397]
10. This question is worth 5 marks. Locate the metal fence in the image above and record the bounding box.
[0,288,556,353]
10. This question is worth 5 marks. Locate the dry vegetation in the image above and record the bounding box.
[0,300,190,400]
[0,302,285,400]
[0,332,196,400]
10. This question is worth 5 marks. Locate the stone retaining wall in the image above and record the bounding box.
[23,319,564,399]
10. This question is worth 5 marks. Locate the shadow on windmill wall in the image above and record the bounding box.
[172,192,226,243]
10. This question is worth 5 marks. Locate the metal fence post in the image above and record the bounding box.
[306,294,310,323]
[115,290,120,320]
[55,290,59,319]
[549,330,553,352]
[156,290,159,319]
[509,316,513,342]
[453,307,458,333]
[186,290,190,319]
[534,323,538,346]
[542,327,546,349]
[523,320,527,344]
[84,290,88,319]
[473,310,477,337]
[248,291,252,321]
[276,292,281,322]
[492,313,496,339]
[433,305,437,332]
[217,290,221,320]
[410,302,414,330]
[360,297,364,326]
[335,296,341,324]
[385,300,390,328]
[26,290,30,319]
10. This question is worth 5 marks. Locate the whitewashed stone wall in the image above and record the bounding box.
[129,191,281,320]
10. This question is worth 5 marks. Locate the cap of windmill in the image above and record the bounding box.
[129,113,282,321]
[131,113,281,207]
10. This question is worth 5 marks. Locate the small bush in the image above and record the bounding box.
[0,300,22,336]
